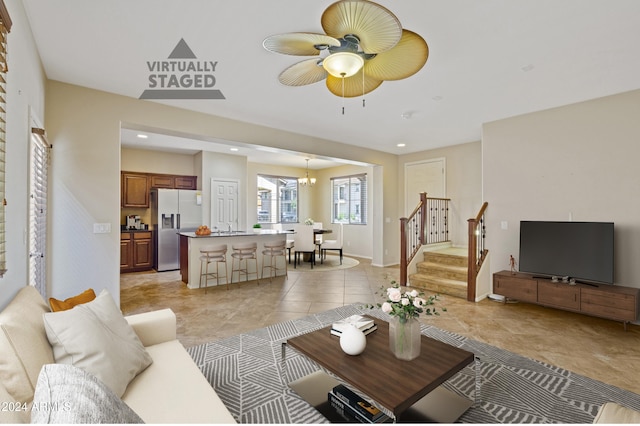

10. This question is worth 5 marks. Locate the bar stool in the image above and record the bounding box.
[261,240,287,282]
[199,244,228,293]
[231,242,258,283]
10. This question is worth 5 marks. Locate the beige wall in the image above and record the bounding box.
[312,164,375,260]
[44,81,398,304]
[483,89,640,288]
[121,152,377,259]
[121,147,198,177]
[398,141,483,247]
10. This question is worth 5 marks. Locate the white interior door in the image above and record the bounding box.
[405,158,445,215]
[211,179,239,231]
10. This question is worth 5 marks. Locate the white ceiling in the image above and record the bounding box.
[22,0,640,164]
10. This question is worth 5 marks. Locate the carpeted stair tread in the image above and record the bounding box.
[411,273,466,287]
[417,261,468,281]
[423,251,468,267]
[409,274,467,299]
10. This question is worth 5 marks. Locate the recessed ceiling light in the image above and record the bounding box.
[136,134,148,139]
[397,143,406,147]
[230,148,239,152]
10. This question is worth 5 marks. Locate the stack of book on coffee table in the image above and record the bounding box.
[330,315,377,337]
[328,384,391,423]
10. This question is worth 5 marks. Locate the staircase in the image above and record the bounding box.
[409,246,468,299]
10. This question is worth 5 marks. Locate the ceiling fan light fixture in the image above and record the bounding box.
[322,52,364,78]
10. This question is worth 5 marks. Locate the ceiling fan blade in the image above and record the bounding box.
[364,30,429,81]
[278,58,328,86]
[326,72,382,98]
[321,0,402,53]
[263,33,341,56]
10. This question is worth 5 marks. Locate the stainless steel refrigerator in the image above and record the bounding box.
[151,189,202,271]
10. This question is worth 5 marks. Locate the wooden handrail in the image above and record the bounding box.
[467,202,489,301]
[399,193,428,286]
[473,202,488,223]
[400,193,450,286]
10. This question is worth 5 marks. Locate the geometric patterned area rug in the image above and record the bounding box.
[187,304,640,423]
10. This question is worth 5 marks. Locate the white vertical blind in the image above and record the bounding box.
[29,128,50,297]
[0,5,11,278]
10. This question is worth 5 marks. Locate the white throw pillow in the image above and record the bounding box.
[42,290,152,397]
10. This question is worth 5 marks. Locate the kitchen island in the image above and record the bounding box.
[178,230,289,289]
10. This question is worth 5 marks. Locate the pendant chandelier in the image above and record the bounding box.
[298,159,316,186]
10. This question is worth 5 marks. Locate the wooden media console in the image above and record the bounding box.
[493,270,640,330]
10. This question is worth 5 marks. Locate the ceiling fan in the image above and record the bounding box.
[263,0,429,99]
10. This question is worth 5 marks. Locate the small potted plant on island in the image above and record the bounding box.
[367,279,445,361]
[252,223,262,232]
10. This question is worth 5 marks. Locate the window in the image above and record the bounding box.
[0,1,12,278]
[331,174,367,225]
[29,128,50,297]
[257,175,298,224]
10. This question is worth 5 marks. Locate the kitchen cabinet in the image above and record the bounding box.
[174,175,197,189]
[149,174,197,190]
[122,172,197,207]
[121,172,149,207]
[121,231,153,272]
[149,174,174,189]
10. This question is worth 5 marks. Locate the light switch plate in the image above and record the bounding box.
[93,223,111,234]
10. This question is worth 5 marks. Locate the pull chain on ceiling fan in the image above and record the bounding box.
[263,0,429,108]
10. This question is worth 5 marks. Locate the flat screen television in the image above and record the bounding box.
[518,221,614,285]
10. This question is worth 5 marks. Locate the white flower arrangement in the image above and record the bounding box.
[368,280,445,323]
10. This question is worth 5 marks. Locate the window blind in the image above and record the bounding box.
[0,2,12,278]
[29,128,50,297]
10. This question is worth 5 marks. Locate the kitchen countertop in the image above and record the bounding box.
[179,229,291,238]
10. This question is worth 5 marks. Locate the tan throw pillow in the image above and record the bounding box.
[49,288,96,312]
[0,286,54,403]
[42,290,153,398]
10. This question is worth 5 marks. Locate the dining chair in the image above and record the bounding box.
[320,223,343,264]
[293,225,316,269]
[313,222,323,258]
[273,223,295,263]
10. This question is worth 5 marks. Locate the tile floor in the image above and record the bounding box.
[120,256,640,395]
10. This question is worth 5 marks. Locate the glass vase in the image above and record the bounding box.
[389,316,421,361]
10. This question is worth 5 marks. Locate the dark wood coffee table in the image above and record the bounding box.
[282,316,478,423]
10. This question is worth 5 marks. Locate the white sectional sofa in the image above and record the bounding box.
[0,286,236,424]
